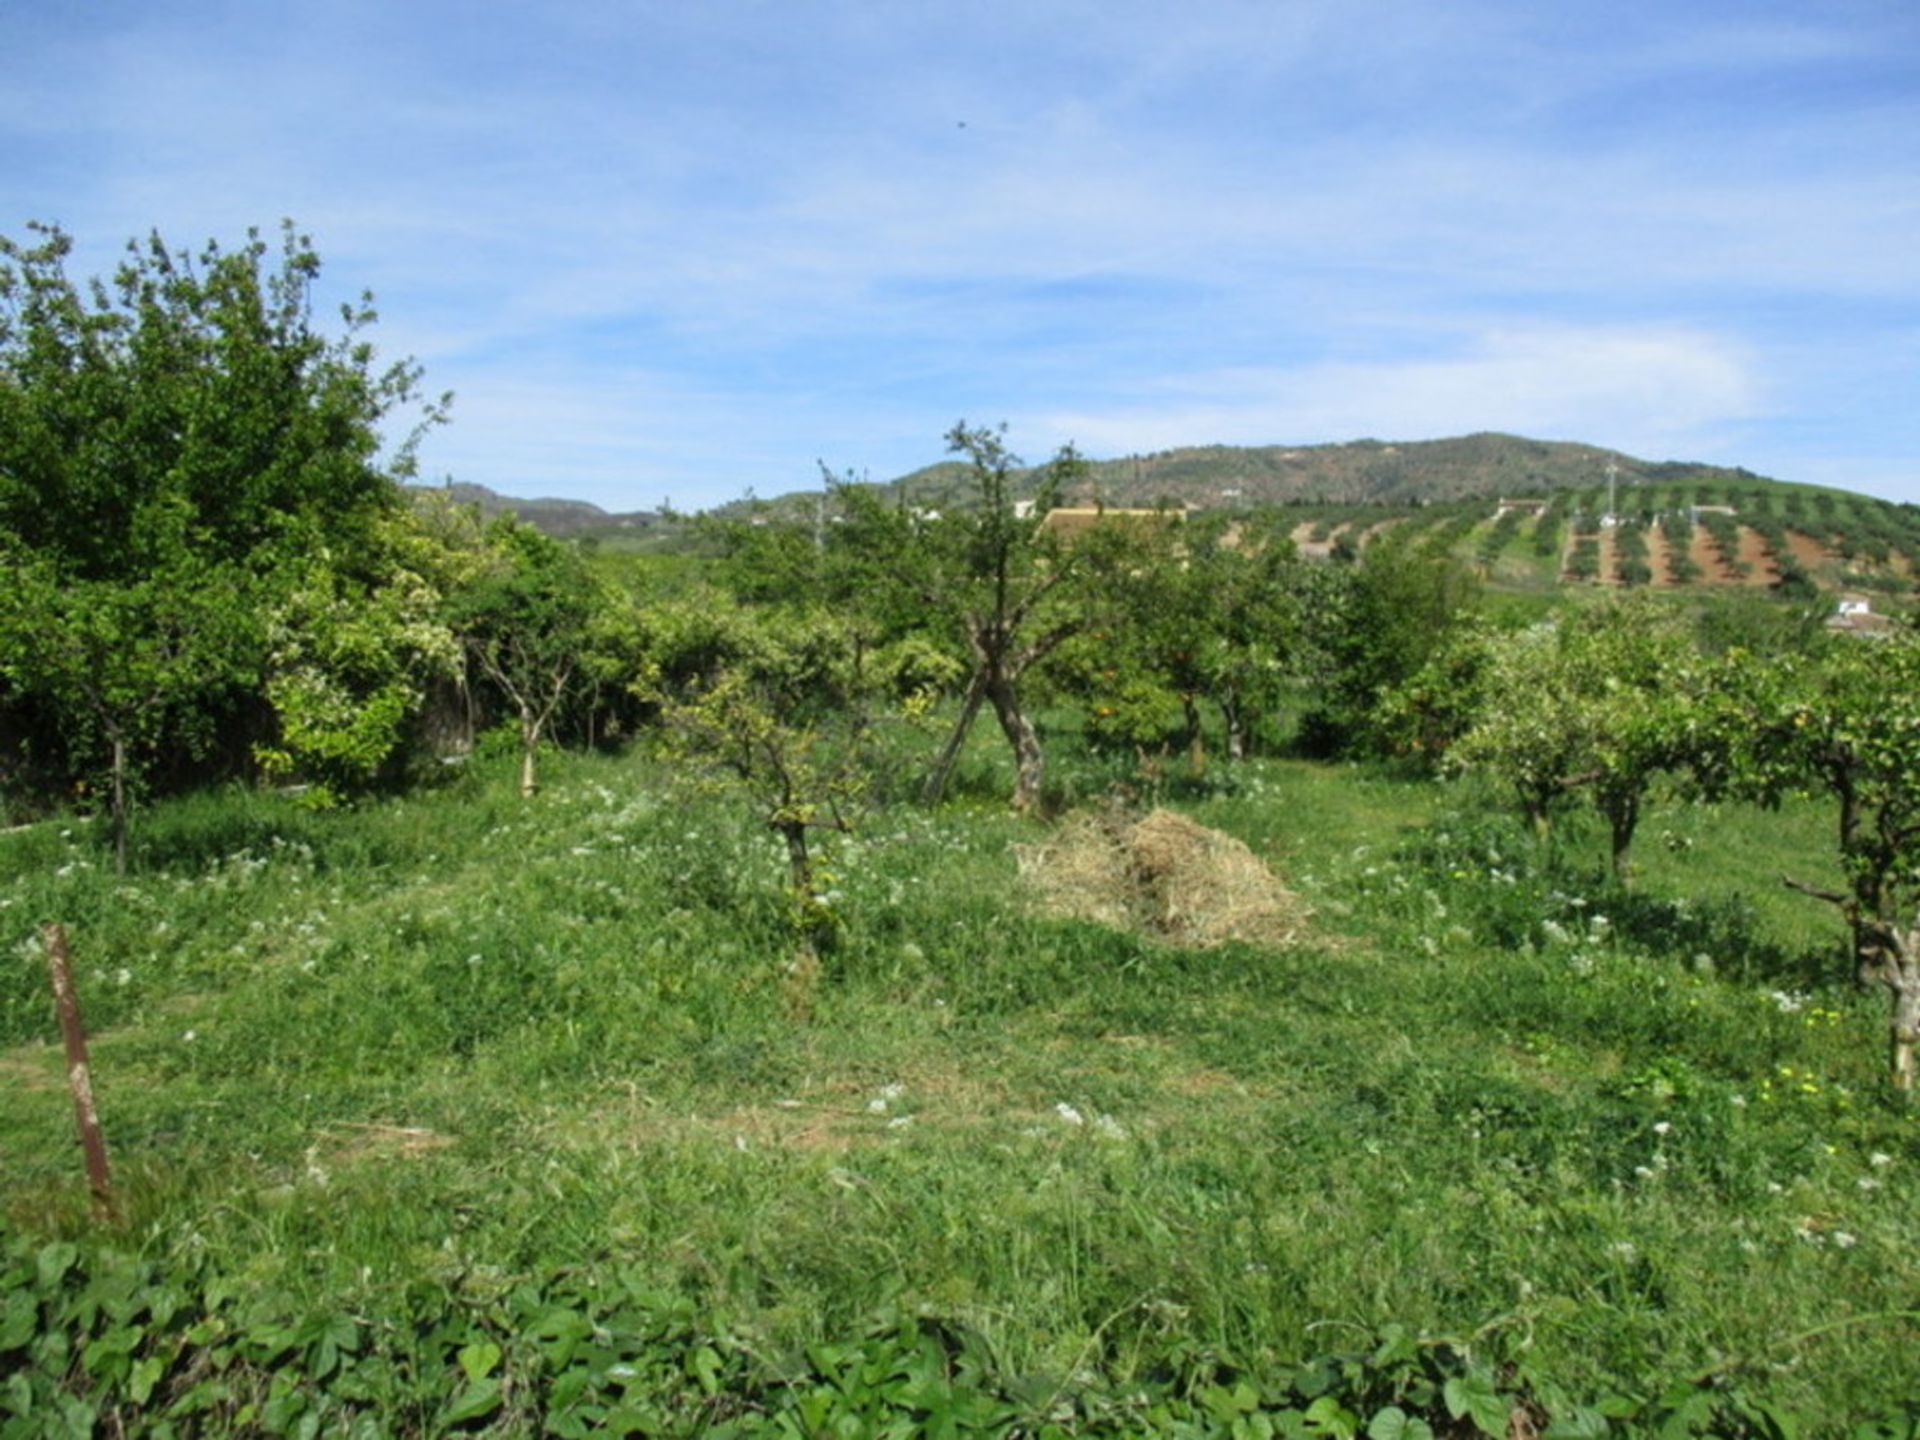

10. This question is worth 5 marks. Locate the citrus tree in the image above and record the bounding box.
[1450,598,1703,884]
[445,520,603,797]
[0,220,443,844]
[648,607,876,1004]
[1713,630,1920,1089]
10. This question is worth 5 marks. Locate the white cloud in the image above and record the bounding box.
[1037,325,1761,461]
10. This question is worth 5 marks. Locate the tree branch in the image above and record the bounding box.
[1782,874,1850,908]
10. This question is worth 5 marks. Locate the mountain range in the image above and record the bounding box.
[413,432,1853,538]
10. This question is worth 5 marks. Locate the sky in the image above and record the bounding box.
[3,0,1917,511]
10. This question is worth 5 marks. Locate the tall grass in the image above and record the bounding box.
[3,730,1916,1425]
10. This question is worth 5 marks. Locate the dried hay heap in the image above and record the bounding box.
[1016,807,1310,949]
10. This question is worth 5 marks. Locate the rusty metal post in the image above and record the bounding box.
[42,923,112,1213]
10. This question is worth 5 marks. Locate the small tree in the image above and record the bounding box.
[0,546,249,871]
[650,609,874,1007]
[1715,632,1920,1089]
[1056,511,1303,777]
[1297,536,1480,759]
[447,521,601,797]
[1449,598,1702,884]
[842,423,1092,812]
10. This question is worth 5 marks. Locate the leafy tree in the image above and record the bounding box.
[841,423,1093,812]
[0,544,250,871]
[1449,598,1703,883]
[1297,539,1480,758]
[0,219,443,838]
[1058,511,1304,774]
[650,608,876,1005]
[446,521,602,797]
[1711,631,1920,1089]
[254,515,462,807]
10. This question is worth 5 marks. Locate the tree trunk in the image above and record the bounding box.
[1183,695,1205,776]
[1607,793,1639,890]
[1221,694,1247,762]
[986,676,1045,813]
[110,730,128,877]
[780,819,814,898]
[1892,981,1918,1093]
[777,818,826,1017]
[1523,793,1552,845]
[1887,930,1919,1093]
[922,668,987,805]
[519,704,540,797]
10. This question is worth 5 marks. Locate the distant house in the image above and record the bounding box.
[1038,505,1186,541]
[1493,497,1548,519]
[1827,593,1895,636]
[1688,504,1738,523]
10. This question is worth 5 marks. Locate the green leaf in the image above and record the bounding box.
[1443,1371,1510,1438]
[0,1293,35,1351]
[444,1378,503,1425]
[457,1340,502,1385]
[1369,1406,1412,1440]
[1305,1394,1361,1439]
[128,1355,166,1406]
[35,1243,78,1292]
[1543,1407,1612,1439]
[688,1342,723,1396]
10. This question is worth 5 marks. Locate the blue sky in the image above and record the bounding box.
[4,0,1917,509]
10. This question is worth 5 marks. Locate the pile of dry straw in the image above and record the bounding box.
[1016,807,1310,949]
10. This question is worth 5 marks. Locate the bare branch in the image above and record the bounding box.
[1782,874,1850,908]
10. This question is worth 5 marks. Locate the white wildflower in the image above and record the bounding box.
[1652,1121,1672,1136]
[1055,1103,1084,1127]
[1870,1151,1892,1167]
[1833,1231,1858,1249]
[1093,1114,1127,1140]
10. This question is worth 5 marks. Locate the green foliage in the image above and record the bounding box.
[1659,514,1701,585]
[0,220,443,835]
[1449,599,1705,880]
[1297,540,1481,758]
[11,1226,1908,1437]
[255,521,462,807]
[1614,522,1652,587]
[1057,512,1306,771]
[444,519,608,794]
[1705,630,1920,1085]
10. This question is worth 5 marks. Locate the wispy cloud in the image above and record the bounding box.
[3,0,1916,505]
[1037,325,1760,459]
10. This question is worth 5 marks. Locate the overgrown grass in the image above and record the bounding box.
[3,724,1917,1432]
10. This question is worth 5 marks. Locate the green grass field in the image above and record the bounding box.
[3,723,1916,1434]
